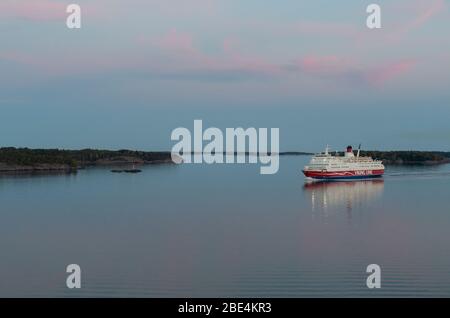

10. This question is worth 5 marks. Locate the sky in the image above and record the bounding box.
[1,0,450,151]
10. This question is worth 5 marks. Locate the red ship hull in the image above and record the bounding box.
[303,169,384,180]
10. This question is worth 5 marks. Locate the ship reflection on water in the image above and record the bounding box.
[303,180,384,220]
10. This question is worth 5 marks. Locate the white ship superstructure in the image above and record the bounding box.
[303,145,385,180]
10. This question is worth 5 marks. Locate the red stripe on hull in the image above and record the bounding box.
[303,169,384,178]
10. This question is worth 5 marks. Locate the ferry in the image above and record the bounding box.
[302,145,384,180]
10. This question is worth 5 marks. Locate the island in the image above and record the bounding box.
[315,150,450,165]
[0,148,173,173]
[360,151,450,165]
[1,147,449,174]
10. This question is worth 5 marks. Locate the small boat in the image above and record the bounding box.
[302,145,385,180]
[124,169,142,173]
[111,164,142,173]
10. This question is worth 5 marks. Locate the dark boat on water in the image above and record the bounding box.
[111,165,142,173]
[124,169,141,173]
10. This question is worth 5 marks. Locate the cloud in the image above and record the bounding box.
[144,28,201,59]
[0,51,39,65]
[144,0,216,17]
[0,0,66,21]
[0,0,104,22]
[281,54,417,87]
[387,0,446,41]
[365,60,417,85]
[3,27,416,89]
[288,56,348,73]
[136,30,280,81]
[139,33,416,86]
[407,0,445,30]
[293,21,359,39]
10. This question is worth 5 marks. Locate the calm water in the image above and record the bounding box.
[1,156,450,297]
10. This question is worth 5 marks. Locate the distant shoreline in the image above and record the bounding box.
[0,148,173,174]
[1,147,449,174]
[359,150,450,166]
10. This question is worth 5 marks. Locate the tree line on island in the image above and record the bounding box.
[1,147,449,173]
[0,148,173,173]
[328,150,450,165]
[360,151,450,165]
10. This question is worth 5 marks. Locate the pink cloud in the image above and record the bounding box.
[0,0,67,21]
[222,37,240,54]
[139,30,279,77]
[145,31,416,86]
[4,23,417,89]
[407,0,445,29]
[284,54,416,86]
[365,59,417,85]
[298,55,346,73]
[0,51,40,66]
[387,0,446,42]
[294,21,359,39]
[152,29,197,55]
[0,0,103,22]
[143,0,216,18]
